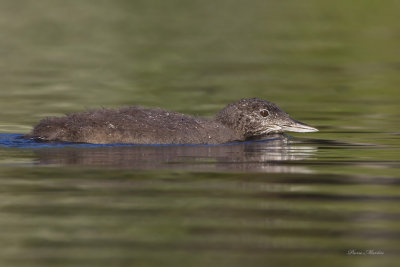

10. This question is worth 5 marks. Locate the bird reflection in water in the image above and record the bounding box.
[33,134,317,173]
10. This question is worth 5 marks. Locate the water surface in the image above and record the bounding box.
[0,1,399,266]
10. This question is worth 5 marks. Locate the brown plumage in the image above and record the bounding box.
[26,98,318,144]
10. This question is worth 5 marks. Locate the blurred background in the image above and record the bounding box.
[0,1,399,267]
[0,0,399,134]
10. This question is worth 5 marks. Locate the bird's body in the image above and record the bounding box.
[27,98,318,144]
[30,107,240,144]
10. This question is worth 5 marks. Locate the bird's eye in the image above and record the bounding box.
[260,109,269,117]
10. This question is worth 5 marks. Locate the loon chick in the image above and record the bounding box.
[27,98,318,144]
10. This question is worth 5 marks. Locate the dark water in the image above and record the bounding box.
[0,1,399,266]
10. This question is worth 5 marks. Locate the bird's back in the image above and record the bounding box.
[28,106,240,144]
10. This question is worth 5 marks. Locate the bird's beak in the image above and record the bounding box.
[280,119,318,133]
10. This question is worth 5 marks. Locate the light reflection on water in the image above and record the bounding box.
[0,134,399,267]
[1,134,317,173]
[0,0,399,266]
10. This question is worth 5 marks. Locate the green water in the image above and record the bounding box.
[0,0,399,266]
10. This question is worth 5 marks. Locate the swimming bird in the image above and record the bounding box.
[26,98,318,144]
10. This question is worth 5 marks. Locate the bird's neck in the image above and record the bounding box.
[214,111,246,138]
